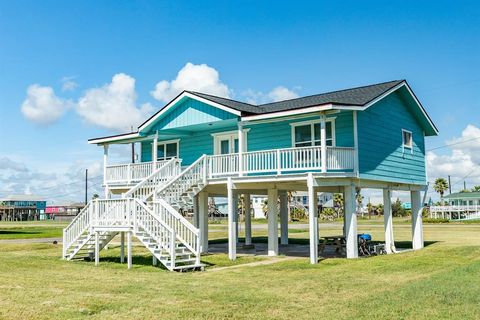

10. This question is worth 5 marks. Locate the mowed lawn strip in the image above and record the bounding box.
[0,223,479,319]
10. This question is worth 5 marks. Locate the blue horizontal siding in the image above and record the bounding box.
[357,90,426,185]
[149,97,237,131]
[246,111,354,151]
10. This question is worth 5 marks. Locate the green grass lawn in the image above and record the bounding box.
[0,221,67,239]
[1,221,480,319]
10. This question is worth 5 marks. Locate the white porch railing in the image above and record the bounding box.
[208,146,355,177]
[105,160,169,184]
[104,146,355,183]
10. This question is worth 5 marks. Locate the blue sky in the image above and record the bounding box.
[1,1,479,203]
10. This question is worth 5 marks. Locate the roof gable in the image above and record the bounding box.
[145,96,237,133]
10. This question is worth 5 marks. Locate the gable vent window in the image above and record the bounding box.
[402,130,413,152]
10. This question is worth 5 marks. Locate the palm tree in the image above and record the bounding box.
[472,185,480,192]
[355,187,364,217]
[333,193,344,219]
[433,178,449,204]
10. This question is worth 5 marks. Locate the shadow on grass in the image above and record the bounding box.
[210,237,439,249]
[0,230,40,235]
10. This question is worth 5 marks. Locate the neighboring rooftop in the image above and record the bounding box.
[1,194,45,202]
[443,192,480,200]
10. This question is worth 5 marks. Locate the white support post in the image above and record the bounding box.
[267,188,279,256]
[95,232,100,266]
[353,111,359,176]
[280,191,288,245]
[103,144,109,196]
[308,173,318,264]
[411,190,424,250]
[238,123,244,177]
[120,231,125,263]
[199,191,209,253]
[320,113,327,173]
[383,189,395,254]
[152,132,158,168]
[234,195,239,244]
[244,194,252,246]
[127,231,132,269]
[193,195,199,228]
[227,178,236,260]
[344,185,358,259]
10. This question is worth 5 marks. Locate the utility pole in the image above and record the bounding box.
[85,169,88,205]
[448,175,451,194]
[131,126,135,164]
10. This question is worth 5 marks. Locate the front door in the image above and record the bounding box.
[218,136,239,155]
[213,132,244,175]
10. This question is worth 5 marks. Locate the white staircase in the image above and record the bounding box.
[62,156,207,271]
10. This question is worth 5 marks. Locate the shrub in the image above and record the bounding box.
[423,218,450,223]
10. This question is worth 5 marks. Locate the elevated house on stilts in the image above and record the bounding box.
[62,80,438,271]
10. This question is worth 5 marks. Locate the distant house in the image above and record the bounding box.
[64,80,438,270]
[430,192,480,220]
[443,192,480,206]
[46,202,85,221]
[0,195,46,221]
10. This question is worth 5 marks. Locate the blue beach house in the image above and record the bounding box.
[63,80,438,271]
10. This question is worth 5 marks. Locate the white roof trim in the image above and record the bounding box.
[241,104,335,122]
[88,132,144,145]
[138,91,241,133]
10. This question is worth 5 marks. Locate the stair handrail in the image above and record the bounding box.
[155,154,207,202]
[154,199,200,255]
[63,201,93,257]
[123,157,180,200]
[133,198,177,270]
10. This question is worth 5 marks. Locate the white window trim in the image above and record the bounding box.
[290,118,336,147]
[212,129,249,155]
[402,129,413,154]
[154,138,180,160]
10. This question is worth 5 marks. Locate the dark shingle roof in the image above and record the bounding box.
[186,91,260,114]
[188,80,404,115]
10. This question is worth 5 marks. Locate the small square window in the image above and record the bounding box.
[402,130,412,149]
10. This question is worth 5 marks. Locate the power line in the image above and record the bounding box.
[427,136,480,152]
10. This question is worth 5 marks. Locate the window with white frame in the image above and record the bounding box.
[291,120,335,148]
[402,129,413,150]
[157,140,179,160]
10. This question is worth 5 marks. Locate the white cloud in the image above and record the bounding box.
[62,76,78,92]
[0,156,103,204]
[0,157,28,172]
[21,85,71,125]
[76,73,154,132]
[267,86,299,102]
[243,86,299,105]
[151,62,231,103]
[427,124,480,195]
